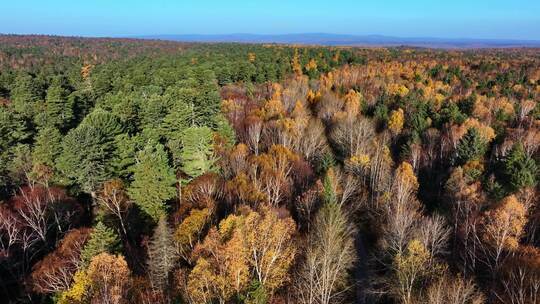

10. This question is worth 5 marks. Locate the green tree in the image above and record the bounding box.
[112,134,143,180]
[455,128,487,165]
[80,221,121,267]
[10,72,40,120]
[128,143,176,221]
[56,108,123,194]
[0,107,31,188]
[44,76,73,129]
[161,98,192,161]
[503,143,537,192]
[32,126,63,167]
[214,114,236,147]
[7,144,32,186]
[179,126,217,181]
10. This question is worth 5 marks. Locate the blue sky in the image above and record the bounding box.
[1,0,539,40]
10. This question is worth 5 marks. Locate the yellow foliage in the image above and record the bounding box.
[218,214,243,239]
[81,64,93,80]
[388,108,405,135]
[187,258,221,304]
[221,99,239,115]
[344,89,362,118]
[393,239,445,304]
[175,208,211,247]
[388,83,409,97]
[57,271,90,304]
[349,153,371,168]
[306,58,317,71]
[332,50,340,62]
[463,160,484,178]
[248,52,256,62]
[464,118,496,142]
[271,83,282,100]
[87,253,131,304]
[482,195,527,250]
[434,93,446,109]
[188,207,296,302]
[242,207,297,291]
[394,239,430,273]
[396,162,419,191]
[263,98,285,120]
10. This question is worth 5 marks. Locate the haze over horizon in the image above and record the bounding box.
[2,0,539,41]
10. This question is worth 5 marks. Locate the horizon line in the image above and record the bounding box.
[2,32,540,43]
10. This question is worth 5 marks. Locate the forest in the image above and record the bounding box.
[0,35,539,304]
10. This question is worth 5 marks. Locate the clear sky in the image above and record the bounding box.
[1,0,539,40]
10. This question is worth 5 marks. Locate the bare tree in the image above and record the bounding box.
[427,275,485,304]
[298,118,329,162]
[0,206,20,251]
[419,214,451,260]
[17,186,49,243]
[247,120,263,156]
[329,117,375,159]
[295,203,356,304]
[96,179,131,236]
[498,246,540,304]
[147,216,178,292]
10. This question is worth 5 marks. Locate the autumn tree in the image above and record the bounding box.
[479,195,527,272]
[86,253,132,304]
[187,215,250,303]
[187,207,297,302]
[31,228,91,294]
[498,246,540,304]
[242,206,297,292]
[388,108,405,136]
[174,208,211,262]
[391,239,444,304]
[383,162,421,255]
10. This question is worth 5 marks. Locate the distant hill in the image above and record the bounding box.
[137,33,540,48]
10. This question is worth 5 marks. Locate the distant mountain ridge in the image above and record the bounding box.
[136,33,540,48]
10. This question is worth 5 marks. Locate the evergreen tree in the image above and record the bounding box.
[80,221,121,267]
[56,108,123,194]
[503,143,538,192]
[7,144,32,186]
[179,126,217,181]
[161,99,192,163]
[112,134,142,180]
[44,76,73,129]
[32,126,63,167]
[455,128,487,165]
[128,143,176,221]
[10,72,40,120]
[0,107,31,189]
[214,114,236,147]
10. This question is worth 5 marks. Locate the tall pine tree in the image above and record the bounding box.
[128,143,176,221]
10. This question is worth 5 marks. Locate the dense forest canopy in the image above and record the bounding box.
[0,35,539,304]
